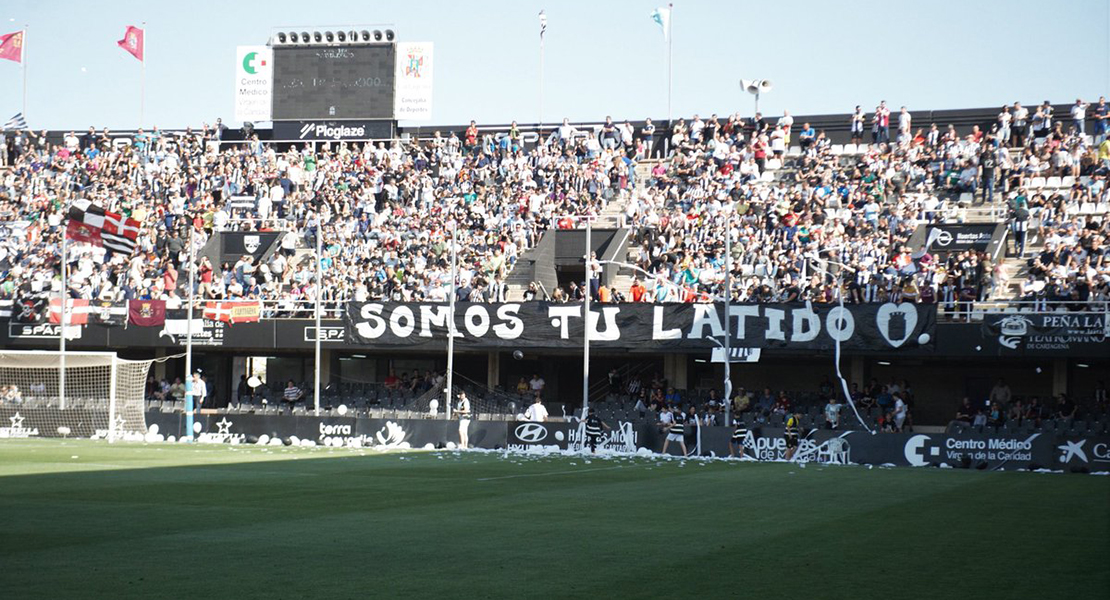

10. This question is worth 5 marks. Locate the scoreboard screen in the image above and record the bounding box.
[272,45,395,120]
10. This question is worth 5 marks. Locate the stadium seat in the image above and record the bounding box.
[1045,176,1061,189]
[830,144,844,155]
[1029,177,1046,189]
[786,146,802,157]
[842,143,857,155]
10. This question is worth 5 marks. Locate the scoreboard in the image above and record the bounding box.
[271,45,396,120]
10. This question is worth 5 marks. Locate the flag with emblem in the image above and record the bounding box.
[128,299,166,327]
[0,30,24,63]
[117,25,144,62]
[89,300,127,326]
[66,202,140,255]
[204,301,262,325]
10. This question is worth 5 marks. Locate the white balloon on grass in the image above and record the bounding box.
[192,422,202,433]
[257,434,271,446]
[337,404,348,416]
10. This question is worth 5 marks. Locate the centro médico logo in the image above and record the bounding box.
[514,423,548,443]
[904,434,941,466]
[299,123,367,140]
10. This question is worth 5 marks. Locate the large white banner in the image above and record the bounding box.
[234,46,272,123]
[394,42,433,121]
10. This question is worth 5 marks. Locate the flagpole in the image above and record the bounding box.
[535,35,539,136]
[185,224,195,442]
[59,229,67,411]
[21,26,27,121]
[667,3,673,125]
[139,22,146,128]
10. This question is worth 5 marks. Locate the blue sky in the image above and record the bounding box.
[1,0,1108,130]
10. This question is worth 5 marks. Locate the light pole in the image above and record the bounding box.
[722,206,733,429]
[313,221,322,415]
[445,222,457,420]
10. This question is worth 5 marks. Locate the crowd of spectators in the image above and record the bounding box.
[0,99,1107,317]
[612,100,1109,311]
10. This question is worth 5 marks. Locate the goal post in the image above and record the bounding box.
[0,350,155,442]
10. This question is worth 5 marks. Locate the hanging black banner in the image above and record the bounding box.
[344,302,937,352]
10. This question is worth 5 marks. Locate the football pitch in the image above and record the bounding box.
[1,440,1107,599]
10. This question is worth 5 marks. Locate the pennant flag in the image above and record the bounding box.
[204,301,261,325]
[2,112,27,130]
[651,5,671,42]
[539,10,547,40]
[66,202,140,254]
[129,299,166,327]
[49,298,89,325]
[117,25,144,62]
[0,30,23,63]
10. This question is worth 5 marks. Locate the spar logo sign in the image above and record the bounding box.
[298,123,368,140]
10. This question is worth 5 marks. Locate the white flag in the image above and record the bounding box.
[651,6,671,42]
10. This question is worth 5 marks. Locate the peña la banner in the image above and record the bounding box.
[344,301,936,352]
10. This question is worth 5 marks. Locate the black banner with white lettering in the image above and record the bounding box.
[979,312,1108,356]
[344,302,937,352]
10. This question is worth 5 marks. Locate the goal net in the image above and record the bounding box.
[0,351,154,441]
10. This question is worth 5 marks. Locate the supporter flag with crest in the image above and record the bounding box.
[0,30,24,63]
[117,25,144,62]
[49,299,127,326]
[128,299,166,327]
[66,201,140,255]
[204,301,261,325]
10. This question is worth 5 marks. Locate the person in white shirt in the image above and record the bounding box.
[523,396,548,422]
[455,392,471,449]
[188,372,207,414]
[1071,98,1089,135]
[529,374,545,394]
[824,399,844,429]
[893,394,908,432]
[898,107,912,135]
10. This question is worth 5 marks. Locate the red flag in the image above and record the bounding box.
[65,219,103,246]
[0,31,23,63]
[117,25,144,62]
[128,299,166,327]
[49,299,90,325]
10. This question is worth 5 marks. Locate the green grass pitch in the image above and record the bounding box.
[1,439,1107,599]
